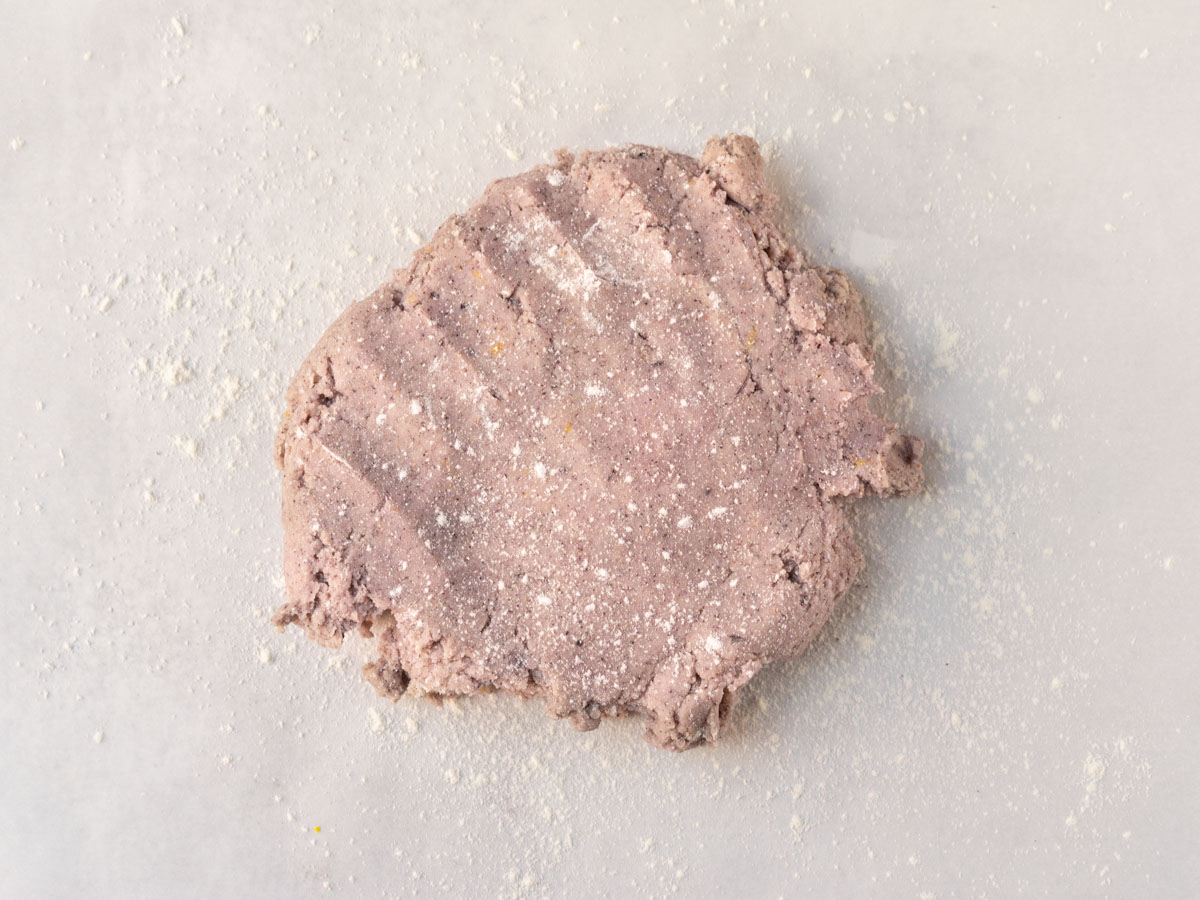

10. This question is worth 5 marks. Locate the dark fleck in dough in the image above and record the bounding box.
[273,135,923,750]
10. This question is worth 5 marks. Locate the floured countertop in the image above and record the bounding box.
[2,1,1198,897]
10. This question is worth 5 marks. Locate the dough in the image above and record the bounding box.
[273,135,923,750]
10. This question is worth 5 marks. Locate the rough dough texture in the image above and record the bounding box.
[273,135,923,750]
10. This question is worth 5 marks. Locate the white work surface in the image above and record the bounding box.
[3,2,1198,897]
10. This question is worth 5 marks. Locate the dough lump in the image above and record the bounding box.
[273,135,923,750]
